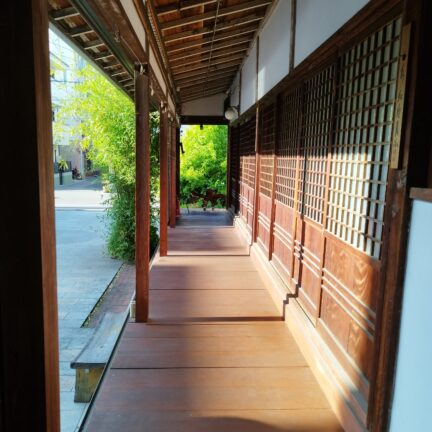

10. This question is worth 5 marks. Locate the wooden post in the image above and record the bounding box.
[159,108,168,256]
[170,121,177,228]
[226,126,231,209]
[135,68,150,322]
[2,1,60,430]
[268,96,280,260]
[252,104,261,243]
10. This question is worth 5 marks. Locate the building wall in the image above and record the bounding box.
[181,93,226,116]
[390,199,432,432]
[240,42,257,113]
[295,0,369,66]
[234,0,370,111]
[229,72,240,108]
[257,0,291,99]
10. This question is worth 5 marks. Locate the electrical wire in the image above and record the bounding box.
[201,0,221,97]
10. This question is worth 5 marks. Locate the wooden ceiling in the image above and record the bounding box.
[150,0,273,102]
[47,0,139,98]
[47,0,273,106]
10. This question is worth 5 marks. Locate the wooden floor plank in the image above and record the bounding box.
[121,322,290,338]
[88,368,331,411]
[85,409,342,432]
[84,214,342,431]
[148,289,281,321]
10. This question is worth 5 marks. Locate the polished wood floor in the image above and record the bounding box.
[83,212,342,431]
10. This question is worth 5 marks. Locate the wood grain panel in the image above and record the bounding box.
[319,235,379,399]
[256,193,272,253]
[271,202,295,289]
[296,220,323,323]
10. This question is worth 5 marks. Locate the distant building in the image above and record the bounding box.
[50,28,88,182]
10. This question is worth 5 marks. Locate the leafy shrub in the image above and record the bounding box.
[55,64,160,261]
[180,125,227,205]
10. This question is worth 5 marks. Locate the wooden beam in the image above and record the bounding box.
[159,109,168,256]
[164,12,264,43]
[181,88,227,102]
[167,25,257,53]
[51,6,79,20]
[83,39,105,50]
[181,86,229,101]
[173,54,245,75]
[135,70,151,322]
[174,59,242,80]
[93,51,114,61]
[2,1,60,430]
[178,75,234,90]
[176,67,238,85]
[180,79,232,96]
[169,37,252,63]
[157,0,217,16]
[171,47,249,70]
[160,0,271,31]
[69,25,94,37]
[181,115,229,125]
[170,122,177,228]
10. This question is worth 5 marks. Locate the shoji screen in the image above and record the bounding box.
[238,116,256,233]
[256,102,276,253]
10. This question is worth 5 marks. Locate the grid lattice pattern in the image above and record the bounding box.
[259,103,276,197]
[239,116,256,188]
[275,87,303,208]
[230,126,240,202]
[327,18,401,258]
[300,65,335,225]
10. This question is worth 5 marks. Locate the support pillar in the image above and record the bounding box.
[2,1,60,430]
[170,122,177,228]
[159,108,168,256]
[135,68,150,322]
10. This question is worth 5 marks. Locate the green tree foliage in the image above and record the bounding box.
[179,125,227,204]
[55,65,159,261]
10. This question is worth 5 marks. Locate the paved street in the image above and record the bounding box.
[55,178,122,431]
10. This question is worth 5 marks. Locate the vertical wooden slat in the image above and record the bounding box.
[289,84,305,282]
[170,122,177,228]
[370,1,426,429]
[135,69,150,323]
[268,96,280,260]
[226,126,231,209]
[33,0,60,428]
[252,104,261,243]
[159,109,168,256]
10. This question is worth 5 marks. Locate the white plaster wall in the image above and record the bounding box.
[230,72,240,107]
[240,42,257,113]
[150,47,167,95]
[181,93,226,116]
[258,0,291,99]
[295,0,369,67]
[389,199,432,432]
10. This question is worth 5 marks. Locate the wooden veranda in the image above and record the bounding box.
[83,213,342,431]
[4,1,432,432]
